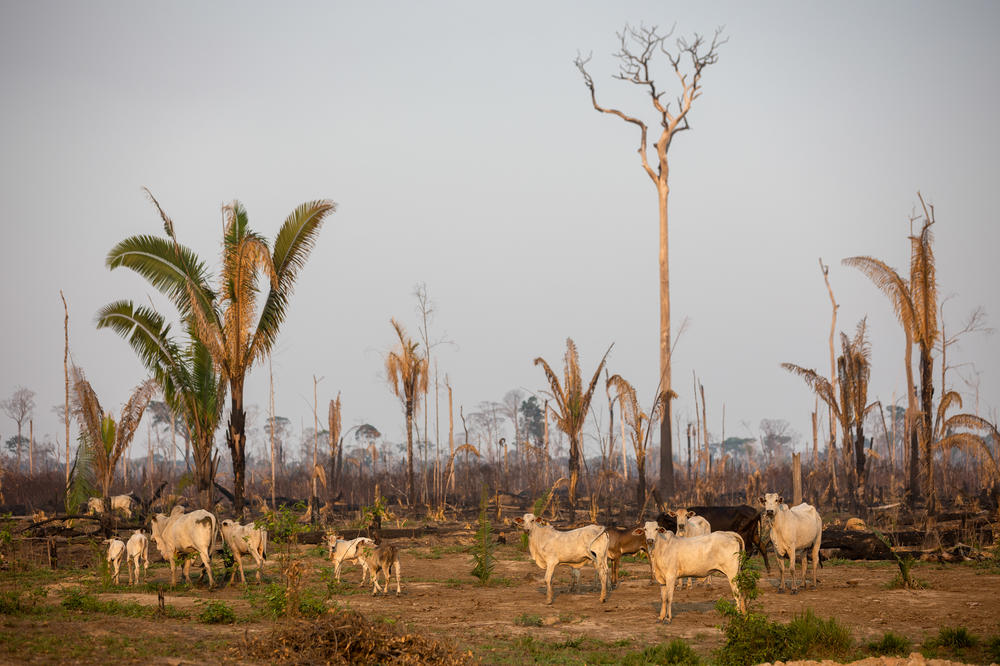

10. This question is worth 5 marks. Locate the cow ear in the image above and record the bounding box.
[778,496,784,505]
[657,526,666,534]
[757,496,764,504]
[666,510,676,517]
[686,511,695,518]
[536,518,548,526]
[632,527,644,536]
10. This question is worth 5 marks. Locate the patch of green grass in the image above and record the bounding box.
[444,578,464,589]
[925,626,978,651]
[622,639,701,665]
[198,600,236,624]
[59,588,155,618]
[987,636,1000,663]
[0,587,48,616]
[514,612,543,627]
[867,631,911,656]
[715,606,854,666]
[297,591,325,618]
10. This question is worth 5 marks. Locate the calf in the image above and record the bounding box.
[125,530,149,585]
[149,507,217,587]
[605,526,647,586]
[220,519,268,585]
[358,543,401,596]
[513,512,610,605]
[636,522,745,622]
[325,532,374,584]
[105,538,126,585]
[657,504,770,572]
[760,493,822,593]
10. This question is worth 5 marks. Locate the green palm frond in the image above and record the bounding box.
[106,234,216,326]
[65,435,97,513]
[252,200,335,363]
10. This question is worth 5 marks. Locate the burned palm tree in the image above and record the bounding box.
[534,339,612,521]
[783,319,876,503]
[606,374,667,509]
[843,195,939,511]
[386,318,428,503]
[70,367,156,514]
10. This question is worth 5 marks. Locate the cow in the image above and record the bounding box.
[325,532,374,584]
[125,530,149,585]
[220,519,268,585]
[513,512,610,605]
[665,509,712,588]
[105,538,126,585]
[149,506,217,587]
[759,493,822,593]
[635,521,745,622]
[87,494,135,518]
[358,542,401,596]
[605,526,647,587]
[656,504,771,572]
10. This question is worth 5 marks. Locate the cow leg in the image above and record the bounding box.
[776,550,787,592]
[610,556,618,587]
[182,557,193,585]
[393,558,401,596]
[811,539,821,588]
[570,567,581,592]
[789,547,798,594]
[334,558,343,582]
[198,549,215,588]
[235,551,247,584]
[728,574,743,614]
[800,552,808,589]
[595,559,608,603]
[544,563,557,604]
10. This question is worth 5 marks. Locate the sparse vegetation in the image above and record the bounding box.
[867,631,911,656]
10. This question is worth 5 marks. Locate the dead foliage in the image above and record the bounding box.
[242,609,471,665]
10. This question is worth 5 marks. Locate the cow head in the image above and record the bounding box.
[149,513,170,556]
[759,493,784,517]
[669,509,697,536]
[642,521,670,545]
[514,513,543,531]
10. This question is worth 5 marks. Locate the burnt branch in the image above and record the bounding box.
[575,23,725,183]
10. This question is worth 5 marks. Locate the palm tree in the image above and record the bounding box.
[783,319,876,502]
[843,195,938,511]
[385,318,428,503]
[104,190,335,513]
[606,374,667,509]
[96,301,225,509]
[534,339,612,521]
[70,366,156,513]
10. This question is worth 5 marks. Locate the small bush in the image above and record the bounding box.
[514,613,543,627]
[867,631,911,656]
[298,592,326,619]
[785,610,852,659]
[61,588,100,612]
[986,635,1000,663]
[926,626,978,650]
[470,487,496,585]
[199,600,236,624]
[623,639,701,665]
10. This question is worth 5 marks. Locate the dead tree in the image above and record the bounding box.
[576,25,725,500]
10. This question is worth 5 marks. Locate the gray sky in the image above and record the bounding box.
[2,1,998,466]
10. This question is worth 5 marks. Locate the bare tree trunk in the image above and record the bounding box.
[920,347,935,516]
[700,383,709,476]
[269,358,276,511]
[821,259,840,500]
[29,419,33,476]
[544,401,550,487]
[447,378,454,496]
[812,401,818,467]
[793,453,802,505]
[311,375,320,524]
[405,400,415,505]
[61,291,70,486]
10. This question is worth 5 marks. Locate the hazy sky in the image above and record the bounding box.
[2,1,998,468]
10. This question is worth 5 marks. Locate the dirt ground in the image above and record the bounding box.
[3,524,1000,664]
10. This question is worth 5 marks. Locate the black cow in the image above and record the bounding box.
[656,505,771,572]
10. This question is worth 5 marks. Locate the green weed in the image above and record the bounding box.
[198,600,236,624]
[514,612,543,627]
[622,639,701,665]
[867,631,911,656]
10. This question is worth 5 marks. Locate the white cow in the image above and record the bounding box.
[759,493,822,593]
[325,532,374,584]
[666,508,712,588]
[220,519,268,585]
[358,542,402,596]
[125,530,149,585]
[636,521,745,622]
[105,538,126,585]
[87,495,134,518]
[149,507,217,587]
[513,512,610,605]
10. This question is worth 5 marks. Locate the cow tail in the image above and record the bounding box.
[589,527,609,562]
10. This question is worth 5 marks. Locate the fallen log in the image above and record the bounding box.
[820,528,893,559]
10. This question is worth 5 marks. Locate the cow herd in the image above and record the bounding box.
[99,493,824,623]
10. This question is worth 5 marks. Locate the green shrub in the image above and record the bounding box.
[514,612,542,627]
[785,610,852,659]
[298,592,325,619]
[61,589,100,612]
[470,487,496,585]
[925,626,978,650]
[623,639,701,665]
[986,636,1000,663]
[867,631,911,656]
[198,600,236,624]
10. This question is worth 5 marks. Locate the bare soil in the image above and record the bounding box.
[2,524,999,664]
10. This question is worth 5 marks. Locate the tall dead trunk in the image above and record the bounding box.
[227,381,247,515]
[405,398,415,504]
[658,183,674,500]
[61,291,70,486]
[919,347,935,516]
